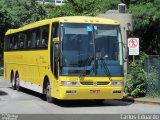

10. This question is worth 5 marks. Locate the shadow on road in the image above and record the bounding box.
[9,87,135,107]
[0,90,8,96]
[53,99,135,107]
[8,87,46,100]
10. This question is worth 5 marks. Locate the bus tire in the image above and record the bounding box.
[15,73,21,91]
[45,81,53,103]
[11,72,16,90]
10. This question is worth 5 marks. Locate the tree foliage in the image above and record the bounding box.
[102,0,120,12]
[126,52,148,97]
[65,0,103,16]
[0,0,45,27]
[127,0,160,54]
[0,0,45,53]
[43,0,106,18]
[41,3,74,18]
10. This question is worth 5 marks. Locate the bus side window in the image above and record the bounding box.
[13,35,18,49]
[23,32,27,49]
[8,37,12,50]
[4,36,10,51]
[31,30,36,48]
[10,36,14,50]
[34,28,40,48]
[28,41,31,48]
[26,31,32,48]
[52,22,59,38]
[18,33,26,49]
[40,25,49,48]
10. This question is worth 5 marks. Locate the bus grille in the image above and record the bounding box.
[80,82,110,86]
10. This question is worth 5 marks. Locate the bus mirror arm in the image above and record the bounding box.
[123,43,128,62]
[53,38,59,42]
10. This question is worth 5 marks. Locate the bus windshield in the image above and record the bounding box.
[60,23,123,76]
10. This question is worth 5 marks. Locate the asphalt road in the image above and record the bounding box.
[0,76,160,114]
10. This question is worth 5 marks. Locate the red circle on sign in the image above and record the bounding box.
[128,38,138,48]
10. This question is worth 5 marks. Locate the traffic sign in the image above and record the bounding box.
[128,38,139,55]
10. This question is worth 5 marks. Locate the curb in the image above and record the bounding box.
[134,99,160,105]
[122,97,160,105]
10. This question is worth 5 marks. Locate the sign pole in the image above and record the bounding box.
[133,55,135,62]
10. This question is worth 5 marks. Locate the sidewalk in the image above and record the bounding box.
[0,76,10,88]
[123,96,160,105]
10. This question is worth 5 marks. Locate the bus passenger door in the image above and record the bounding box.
[51,22,60,97]
[52,22,59,81]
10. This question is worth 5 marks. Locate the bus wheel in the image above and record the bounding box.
[11,73,16,90]
[45,81,53,103]
[15,74,21,91]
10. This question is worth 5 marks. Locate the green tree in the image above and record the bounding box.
[65,0,103,16]
[0,0,45,27]
[0,0,46,55]
[41,3,74,18]
[128,0,160,54]
[44,0,108,18]
[102,0,120,12]
[126,52,148,97]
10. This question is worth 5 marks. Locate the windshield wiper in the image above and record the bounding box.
[101,59,112,81]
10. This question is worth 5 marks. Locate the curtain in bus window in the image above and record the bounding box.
[32,31,36,48]
[35,28,40,48]
[12,35,18,50]
[26,31,32,49]
[18,33,27,49]
[40,26,49,48]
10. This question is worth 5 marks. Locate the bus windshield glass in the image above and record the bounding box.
[60,23,123,76]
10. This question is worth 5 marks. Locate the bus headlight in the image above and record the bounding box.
[61,81,80,86]
[111,81,124,87]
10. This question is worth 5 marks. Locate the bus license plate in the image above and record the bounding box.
[90,90,100,94]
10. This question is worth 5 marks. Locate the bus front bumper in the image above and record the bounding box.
[57,86,123,100]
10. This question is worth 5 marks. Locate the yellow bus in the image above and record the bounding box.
[4,16,124,103]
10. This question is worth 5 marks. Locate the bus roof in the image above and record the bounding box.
[5,16,120,35]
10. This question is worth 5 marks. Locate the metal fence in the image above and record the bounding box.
[144,55,160,97]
